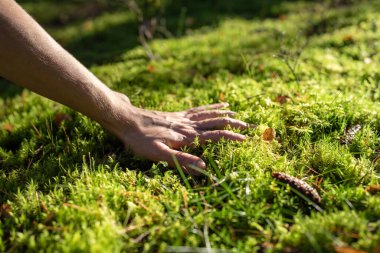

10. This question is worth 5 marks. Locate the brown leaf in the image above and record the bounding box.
[342,34,354,44]
[0,203,12,218]
[2,123,14,133]
[274,95,291,105]
[147,64,155,73]
[334,246,367,253]
[219,92,225,102]
[278,15,287,21]
[53,113,72,127]
[271,72,279,79]
[185,17,195,26]
[82,20,94,31]
[261,242,274,250]
[262,128,276,142]
[366,185,380,195]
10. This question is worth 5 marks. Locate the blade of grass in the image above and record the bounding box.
[172,155,192,190]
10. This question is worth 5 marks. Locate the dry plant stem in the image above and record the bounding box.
[0,0,250,174]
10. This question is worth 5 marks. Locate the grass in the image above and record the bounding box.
[1,0,380,252]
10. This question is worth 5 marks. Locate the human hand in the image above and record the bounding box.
[105,93,251,174]
[0,0,250,175]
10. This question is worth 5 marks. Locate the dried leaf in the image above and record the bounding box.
[147,64,155,73]
[219,92,225,102]
[271,72,279,79]
[2,123,14,133]
[366,185,380,195]
[53,113,72,127]
[82,20,94,31]
[274,95,291,105]
[262,128,276,142]
[185,17,195,26]
[334,246,367,253]
[278,15,287,21]
[342,34,354,44]
[0,203,12,217]
[261,242,274,250]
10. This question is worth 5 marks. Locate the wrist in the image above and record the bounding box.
[96,90,139,140]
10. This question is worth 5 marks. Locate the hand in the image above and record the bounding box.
[0,1,250,175]
[105,93,251,174]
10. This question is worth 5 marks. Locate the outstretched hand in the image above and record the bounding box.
[0,1,250,174]
[106,94,251,174]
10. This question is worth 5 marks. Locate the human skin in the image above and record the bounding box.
[0,0,251,174]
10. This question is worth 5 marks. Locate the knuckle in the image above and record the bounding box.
[184,129,198,138]
[221,117,231,124]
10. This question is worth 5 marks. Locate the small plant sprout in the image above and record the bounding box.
[274,32,308,88]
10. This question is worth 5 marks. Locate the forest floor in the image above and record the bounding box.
[1,0,380,252]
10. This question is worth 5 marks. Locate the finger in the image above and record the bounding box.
[151,110,188,121]
[185,102,229,114]
[195,117,250,130]
[186,110,236,121]
[198,130,246,144]
[153,142,206,175]
[173,128,246,147]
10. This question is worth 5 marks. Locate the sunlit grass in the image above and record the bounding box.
[1,0,380,252]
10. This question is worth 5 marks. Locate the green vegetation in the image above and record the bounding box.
[1,0,380,252]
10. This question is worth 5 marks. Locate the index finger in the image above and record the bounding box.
[185,102,229,114]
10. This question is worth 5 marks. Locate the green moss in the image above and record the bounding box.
[1,0,380,252]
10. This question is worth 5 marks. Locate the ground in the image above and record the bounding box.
[1,0,380,252]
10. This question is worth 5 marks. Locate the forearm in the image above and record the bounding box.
[0,0,249,174]
[0,0,123,126]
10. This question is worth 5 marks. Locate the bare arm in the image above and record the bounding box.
[0,0,249,174]
[0,0,119,126]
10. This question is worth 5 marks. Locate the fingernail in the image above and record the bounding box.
[186,160,206,175]
[199,160,206,169]
[195,160,206,169]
